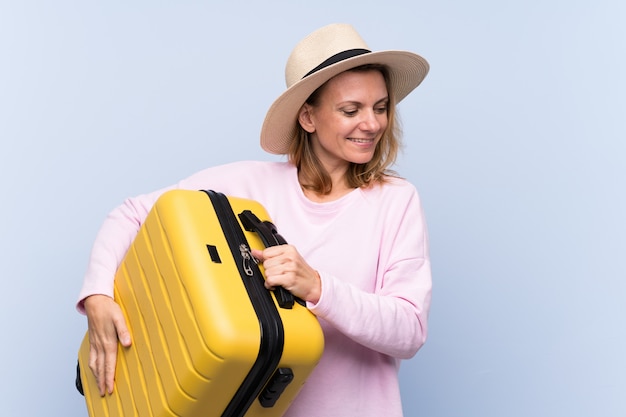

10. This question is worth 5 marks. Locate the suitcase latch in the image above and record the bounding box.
[258,367,294,408]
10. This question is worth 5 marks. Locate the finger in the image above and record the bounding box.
[258,245,289,261]
[260,248,294,271]
[88,341,106,396]
[250,248,265,262]
[103,341,118,395]
[114,316,132,347]
[264,269,291,291]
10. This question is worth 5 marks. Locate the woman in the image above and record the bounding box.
[78,23,432,416]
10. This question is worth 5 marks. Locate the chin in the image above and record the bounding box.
[349,155,375,165]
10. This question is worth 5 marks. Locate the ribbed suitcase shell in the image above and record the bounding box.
[77,189,324,417]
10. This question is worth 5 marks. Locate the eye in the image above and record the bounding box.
[341,108,358,116]
[374,105,388,114]
[374,100,389,114]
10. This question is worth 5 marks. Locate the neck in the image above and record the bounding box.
[299,169,354,203]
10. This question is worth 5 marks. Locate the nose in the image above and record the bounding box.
[359,109,383,133]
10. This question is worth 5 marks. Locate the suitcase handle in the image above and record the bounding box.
[239,210,300,309]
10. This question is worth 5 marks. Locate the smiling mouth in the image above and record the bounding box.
[348,138,375,143]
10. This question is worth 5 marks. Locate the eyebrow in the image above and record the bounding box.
[340,97,389,106]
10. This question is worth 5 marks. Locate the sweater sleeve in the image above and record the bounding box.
[307,186,432,359]
[75,161,268,313]
[75,188,164,313]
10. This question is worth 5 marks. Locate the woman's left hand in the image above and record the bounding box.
[251,245,321,304]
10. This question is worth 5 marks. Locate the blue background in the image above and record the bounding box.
[1,1,624,416]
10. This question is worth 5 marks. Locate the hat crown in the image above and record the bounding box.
[285,24,370,88]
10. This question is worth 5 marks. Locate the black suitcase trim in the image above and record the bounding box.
[204,190,287,417]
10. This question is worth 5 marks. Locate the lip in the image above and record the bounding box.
[347,138,376,144]
[347,138,377,149]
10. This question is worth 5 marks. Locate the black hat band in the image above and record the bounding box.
[302,48,371,79]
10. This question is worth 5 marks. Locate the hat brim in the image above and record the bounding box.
[260,50,429,155]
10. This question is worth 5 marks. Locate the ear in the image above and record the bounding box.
[298,104,316,133]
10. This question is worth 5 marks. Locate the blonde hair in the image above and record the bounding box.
[288,64,402,195]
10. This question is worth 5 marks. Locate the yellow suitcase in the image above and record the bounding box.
[76,189,324,417]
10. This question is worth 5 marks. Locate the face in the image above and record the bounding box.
[299,69,389,173]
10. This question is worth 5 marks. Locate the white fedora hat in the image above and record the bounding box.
[260,23,429,155]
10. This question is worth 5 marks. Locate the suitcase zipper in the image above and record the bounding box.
[203,191,285,417]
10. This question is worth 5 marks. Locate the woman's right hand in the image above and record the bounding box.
[84,294,132,396]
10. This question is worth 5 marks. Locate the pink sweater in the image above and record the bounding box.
[77,161,432,416]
